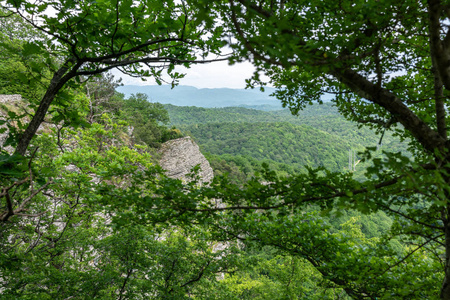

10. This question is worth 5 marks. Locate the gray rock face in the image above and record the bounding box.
[0,94,22,104]
[0,95,22,152]
[0,121,8,149]
[159,136,213,183]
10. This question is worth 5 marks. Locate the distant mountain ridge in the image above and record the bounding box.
[116,85,283,108]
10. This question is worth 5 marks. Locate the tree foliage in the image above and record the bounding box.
[0,0,224,155]
[193,0,450,298]
[0,83,236,298]
[121,93,183,148]
[0,7,49,101]
[2,0,450,299]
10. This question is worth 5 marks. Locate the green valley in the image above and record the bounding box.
[165,103,408,180]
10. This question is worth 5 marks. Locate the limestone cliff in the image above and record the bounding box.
[0,94,22,153]
[158,136,213,183]
[0,95,214,185]
[0,94,22,104]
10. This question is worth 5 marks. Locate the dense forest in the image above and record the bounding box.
[166,103,406,152]
[165,104,408,180]
[2,0,450,299]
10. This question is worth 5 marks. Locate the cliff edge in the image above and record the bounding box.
[158,136,213,183]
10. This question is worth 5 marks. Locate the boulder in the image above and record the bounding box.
[158,136,213,183]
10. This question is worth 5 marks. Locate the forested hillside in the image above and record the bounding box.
[166,103,408,179]
[185,122,351,171]
[166,101,339,126]
[167,104,407,150]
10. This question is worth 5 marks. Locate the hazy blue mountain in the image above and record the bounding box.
[116,85,283,108]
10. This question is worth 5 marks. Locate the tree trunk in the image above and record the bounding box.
[15,63,74,156]
[442,212,450,299]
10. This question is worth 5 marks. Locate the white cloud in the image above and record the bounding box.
[111,60,264,89]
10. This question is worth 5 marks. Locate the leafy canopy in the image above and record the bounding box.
[2,0,450,299]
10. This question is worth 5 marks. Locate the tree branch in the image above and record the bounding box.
[427,0,449,140]
[428,0,450,91]
[15,180,53,214]
[378,235,442,277]
[1,191,14,221]
[228,0,446,154]
[180,261,210,288]
[15,58,79,155]
[331,67,446,153]
[74,56,229,77]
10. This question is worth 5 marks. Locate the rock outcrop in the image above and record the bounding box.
[0,94,22,104]
[0,94,22,152]
[158,136,214,183]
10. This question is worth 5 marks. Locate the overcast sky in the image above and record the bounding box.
[112,60,262,89]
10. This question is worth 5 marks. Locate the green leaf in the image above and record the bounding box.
[22,41,42,56]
